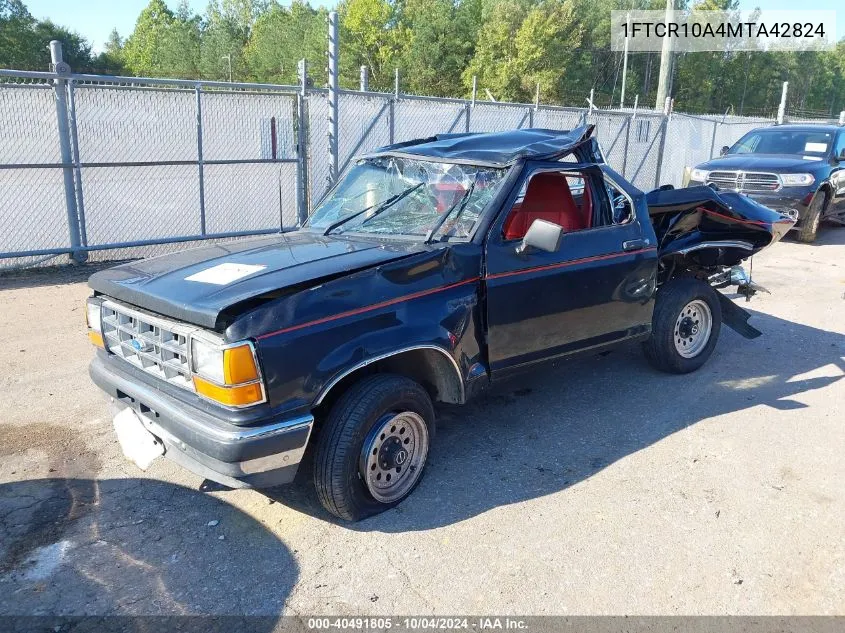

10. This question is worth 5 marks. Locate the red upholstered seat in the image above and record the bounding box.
[503,172,591,240]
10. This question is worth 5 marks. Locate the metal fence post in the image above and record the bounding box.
[327,11,339,184]
[621,115,631,178]
[465,102,471,133]
[296,59,309,225]
[708,119,719,159]
[50,40,85,263]
[653,114,670,189]
[66,81,87,250]
[838,110,844,125]
[389,96,395,145]
[195,85,207,235]
[359,66,369,92]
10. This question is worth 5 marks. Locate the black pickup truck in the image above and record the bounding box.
[688,124,845,243]
[86,126,791,521]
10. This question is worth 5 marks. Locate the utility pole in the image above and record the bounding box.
[655,0,673,110]
[777,81,788,124]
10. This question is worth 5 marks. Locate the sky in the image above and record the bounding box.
[21,0,844,54]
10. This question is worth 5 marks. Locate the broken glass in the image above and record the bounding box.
[307,156,507,240]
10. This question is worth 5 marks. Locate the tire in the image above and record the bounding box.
[644,276,722,374]
[313,374,435,521]
[796,191,826,243]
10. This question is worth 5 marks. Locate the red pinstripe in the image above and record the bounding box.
[485,247,657,281]
[256,277,481,340]
[701,207,793,226]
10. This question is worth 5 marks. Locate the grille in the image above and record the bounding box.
[100,300,197,391]
[706,171,781,193]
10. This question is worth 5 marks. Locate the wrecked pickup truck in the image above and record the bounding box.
[86,125,792,521]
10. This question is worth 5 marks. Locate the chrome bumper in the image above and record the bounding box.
[91,353,313,489]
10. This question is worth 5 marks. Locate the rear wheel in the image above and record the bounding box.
[314,374,434,521]
[644,276,722,374]
[796,192,826,243]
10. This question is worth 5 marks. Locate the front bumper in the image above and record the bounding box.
[90,354,313,489]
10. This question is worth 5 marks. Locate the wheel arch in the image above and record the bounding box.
[313,345,465,412]
[815,182,833,210]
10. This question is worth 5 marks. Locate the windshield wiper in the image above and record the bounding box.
[323,182,424,236]
[424,180,476,244]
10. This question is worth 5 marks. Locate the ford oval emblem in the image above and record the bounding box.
[130,339,152,353]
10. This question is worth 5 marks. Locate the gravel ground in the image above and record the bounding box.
[0,228,843,616]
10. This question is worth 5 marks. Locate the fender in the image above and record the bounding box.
[813,181,834,217]
[313,344,465,406]
[224,246,484,417]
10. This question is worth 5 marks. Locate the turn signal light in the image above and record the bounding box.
[192,376,264,407]
[223,344,260,384]
[86,298,104,348]
[88,330,105,348]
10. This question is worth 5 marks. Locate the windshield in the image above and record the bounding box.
[307,157,507,239]
[728,129,833,157]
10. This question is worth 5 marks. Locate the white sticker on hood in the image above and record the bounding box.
[185,263,266,285]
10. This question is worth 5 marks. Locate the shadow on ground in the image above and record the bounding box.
[267,309,845,529]
[0,477,298,617]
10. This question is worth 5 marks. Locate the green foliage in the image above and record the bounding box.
[394,0,482,97]
[2,0,844,116]
[122,0,175,76]
[337,0,404,90]
[244,0,326,84]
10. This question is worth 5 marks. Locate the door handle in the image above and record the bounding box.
[623,239,646,252]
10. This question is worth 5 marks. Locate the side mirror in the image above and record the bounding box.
[719,145,730,156]
[516,219,563,255]
[839,148,845,161]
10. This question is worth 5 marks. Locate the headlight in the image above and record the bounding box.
[191,338,225,383]
[780,173,815,187]
[190,337,264,407]
[86,297,104,348]
[690,168,709,182]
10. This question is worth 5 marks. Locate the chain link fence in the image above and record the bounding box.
[2,65,805,269]
[659,113,774,188]
[0,69,304,269]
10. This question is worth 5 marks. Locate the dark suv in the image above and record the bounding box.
[688,124,845,242]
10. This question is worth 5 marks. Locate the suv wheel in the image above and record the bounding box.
[644,276,722,374]
[314,374,434,521]
[796,192,826,243]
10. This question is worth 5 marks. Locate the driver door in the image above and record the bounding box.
[484,163,657,374]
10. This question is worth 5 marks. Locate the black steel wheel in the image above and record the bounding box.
[644,276,722,374]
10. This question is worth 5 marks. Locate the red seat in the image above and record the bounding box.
[503,172,591,240]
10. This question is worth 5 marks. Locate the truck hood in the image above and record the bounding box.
[698,154,826,172]
[88,231,424,329]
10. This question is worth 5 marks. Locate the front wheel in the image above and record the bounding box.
[313,374,434,521]
[644,276,722,374]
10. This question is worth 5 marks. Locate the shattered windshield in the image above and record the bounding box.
[728,129,834,157]
[307,157,507,240]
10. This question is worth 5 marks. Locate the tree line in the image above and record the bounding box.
[2,0,844,117]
